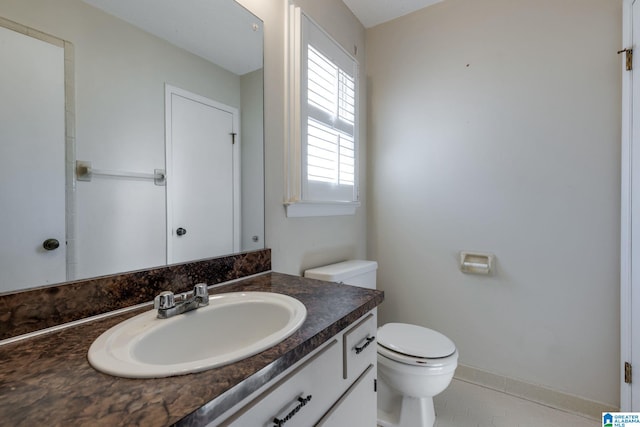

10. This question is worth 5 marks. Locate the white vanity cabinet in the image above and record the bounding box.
[215,310,377,427]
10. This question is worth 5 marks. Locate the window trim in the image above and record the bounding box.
[284,4,360,218]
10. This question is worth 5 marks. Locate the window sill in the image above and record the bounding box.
[284,201,360,218]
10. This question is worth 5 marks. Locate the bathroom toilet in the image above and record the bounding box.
[304,260,458,427]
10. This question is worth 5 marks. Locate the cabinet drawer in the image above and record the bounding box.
[222,339,342,427]
[343,312,377,380]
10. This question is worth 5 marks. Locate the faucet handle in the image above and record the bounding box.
[193,283,209,304]
[154,291,176,310]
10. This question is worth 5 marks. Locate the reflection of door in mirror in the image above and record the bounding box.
[166,86,240,264]
[0,25,66,292]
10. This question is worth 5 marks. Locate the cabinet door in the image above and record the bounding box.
[316,364,376,427]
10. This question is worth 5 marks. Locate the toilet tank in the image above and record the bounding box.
[304,260,378,289]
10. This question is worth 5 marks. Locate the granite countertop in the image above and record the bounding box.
[0,272,384,427]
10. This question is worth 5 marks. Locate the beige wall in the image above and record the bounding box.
[239,0,368,275]
[366,0,621,406]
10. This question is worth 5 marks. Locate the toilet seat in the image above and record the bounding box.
[378,323,456,366]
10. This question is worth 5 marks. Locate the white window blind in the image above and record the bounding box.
[302,14,358,203]
[285,6,360,216]
[306,46,356,186]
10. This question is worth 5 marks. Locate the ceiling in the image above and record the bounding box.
[342,0,444,28]
[80,0,442,73]
[82,0,263,75]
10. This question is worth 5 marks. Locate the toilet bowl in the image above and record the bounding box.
[304,260,458,427]
[377,323,458,427]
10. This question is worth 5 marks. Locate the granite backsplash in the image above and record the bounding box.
[0,249,271,341]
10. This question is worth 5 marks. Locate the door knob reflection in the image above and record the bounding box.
[43,238,60,251]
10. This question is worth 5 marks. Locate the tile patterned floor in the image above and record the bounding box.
[431,379,599,427]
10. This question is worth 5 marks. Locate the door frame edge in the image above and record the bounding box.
[622,0,634,412]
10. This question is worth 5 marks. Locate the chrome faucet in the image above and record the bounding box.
[153,283,209,319]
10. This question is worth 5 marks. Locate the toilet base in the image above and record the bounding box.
[377,377,436,427]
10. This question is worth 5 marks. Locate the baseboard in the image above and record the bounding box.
[454,364,618,420]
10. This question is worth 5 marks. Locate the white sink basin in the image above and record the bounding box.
[88,291,307,378]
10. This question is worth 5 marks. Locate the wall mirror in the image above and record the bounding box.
[0,0,264,293]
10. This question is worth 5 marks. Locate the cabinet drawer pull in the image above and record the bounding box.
[354,335,375,354]
[272,394,312,426]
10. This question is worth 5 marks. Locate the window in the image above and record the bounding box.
[285,5,360,217]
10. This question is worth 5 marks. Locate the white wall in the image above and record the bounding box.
[238,0,368,275]
[366,0,621,406]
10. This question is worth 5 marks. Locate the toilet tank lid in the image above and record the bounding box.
[304,260,378,282]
